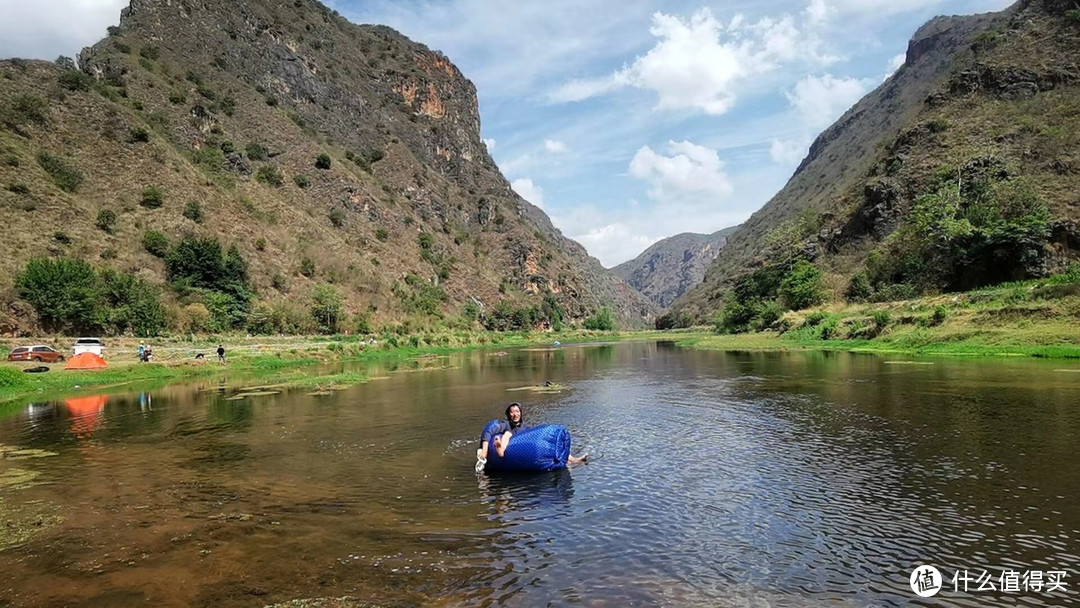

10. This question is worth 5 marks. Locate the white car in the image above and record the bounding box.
[73,337,105,357]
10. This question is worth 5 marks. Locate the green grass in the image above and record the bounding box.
[0,329,704,407]
[684,277,1080,359]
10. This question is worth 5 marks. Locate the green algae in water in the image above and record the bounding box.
[0,468,40,487]
[0,445,59,460]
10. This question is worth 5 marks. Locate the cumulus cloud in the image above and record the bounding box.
[630,140,733,203]
[543,139,568,153]
[482,138,496,151]
[571,223,659,268]
[511,178,545,209]
[543,139,746,266]
[769,138,808,166]
[0,0,127,60]
[786,74,867,128]
[770,73,868,165]
[549,8,834,115]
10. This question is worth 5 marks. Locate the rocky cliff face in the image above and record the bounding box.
[0,0,655,332]
[675,0,1080,317]
[612,227,737,309]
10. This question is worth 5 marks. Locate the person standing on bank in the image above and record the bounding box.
[217,344,226,364]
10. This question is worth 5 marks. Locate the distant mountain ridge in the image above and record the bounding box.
[612,227,737,309]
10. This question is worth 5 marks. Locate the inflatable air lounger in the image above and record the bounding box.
[482,421,570,472]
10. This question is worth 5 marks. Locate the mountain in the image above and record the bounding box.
[0,0,656,335]
[674,0,1080,321]
[611,226,738,309]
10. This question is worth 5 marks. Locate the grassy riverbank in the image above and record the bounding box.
[0,329,696,405]
[680,278,1080,359]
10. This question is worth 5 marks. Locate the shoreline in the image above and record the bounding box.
[3,314,1079,408]
[0,330,698,407]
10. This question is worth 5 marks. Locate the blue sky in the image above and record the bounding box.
[2,0,1013,266]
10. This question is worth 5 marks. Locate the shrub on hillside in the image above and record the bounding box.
[58,69,92,92]
[778,260,826,311]
[293,174,311,189]
[245,142,267,160]
[375,228,389,242]
[128,127,150,143]
[95,209,117,234]
[96,268,167,336]
[584,307,617,331]
[255,165,284,187]
[329,208,345,227]
[846,272,873,302]
[311,284,344,334]
[9,95,49,126]
[37,153,83,192]
[9,258,162,335]
[300,257,316,278]
[140,186,165,209]
[393,274,447,316]
[183,200,204,223]
[142,230,169,257]
[15,258,98,332]
[867,173,1052,294]
[193,146,225,172]
[315,153,332,170]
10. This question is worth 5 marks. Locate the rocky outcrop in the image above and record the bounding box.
[612,227,737,309]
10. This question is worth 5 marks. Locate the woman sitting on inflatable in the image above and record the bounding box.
[477,402,587,472]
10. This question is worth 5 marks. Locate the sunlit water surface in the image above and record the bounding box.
[0,342,1078,607]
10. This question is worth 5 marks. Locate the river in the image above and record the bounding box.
[0,341,1078,607]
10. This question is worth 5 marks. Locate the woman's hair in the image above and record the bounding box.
[505,402,522,428]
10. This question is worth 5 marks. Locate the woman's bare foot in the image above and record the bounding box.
[568,453,589,465]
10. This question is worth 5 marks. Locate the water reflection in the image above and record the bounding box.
[0,344,1076,607]
[64,394,107,438]
[478,468,575,517]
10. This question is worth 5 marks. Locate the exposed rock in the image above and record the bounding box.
[612,227,737,309]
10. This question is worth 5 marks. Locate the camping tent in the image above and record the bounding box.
[65,352,107,370]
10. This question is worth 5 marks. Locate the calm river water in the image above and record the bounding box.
[0,342,1078,607]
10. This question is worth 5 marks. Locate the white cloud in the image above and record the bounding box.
[803,0,947,25]
[511,178,545,209]
[787,74,867,129]
[572,223,659,268]
[550,8,834,116]
[769,138,808,165]
[543,139,568,153]
[482,138,496,151]
[629,140,733,203]
[804,0,832,25]
[770,73,869,166]
[0,0,127,60]
[888,53,906,73]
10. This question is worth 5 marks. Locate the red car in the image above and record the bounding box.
[8,345,66,363]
